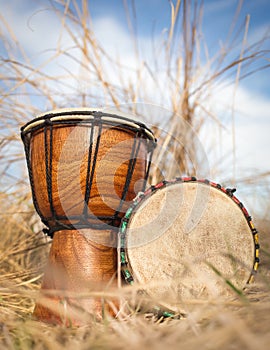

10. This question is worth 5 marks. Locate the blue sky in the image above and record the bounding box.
[1,0,270,215]
[69,1,269,98]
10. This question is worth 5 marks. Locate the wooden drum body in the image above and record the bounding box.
[21,108,156,325]
[120,178,259,316]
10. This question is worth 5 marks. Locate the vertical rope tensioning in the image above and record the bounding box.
[21,111,156,236]
[144,144,154,192]
[22,133,45,223]
[83,119,95,218]
[113,132,142,225]
[83,116,103,220]
[44,119,56,221]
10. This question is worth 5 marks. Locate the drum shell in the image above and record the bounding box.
[21,110,156,325]
[33,229,118,325]
[28,122,148,228]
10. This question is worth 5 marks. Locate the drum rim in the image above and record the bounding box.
[20,107,156,143]
[119,177,260,288]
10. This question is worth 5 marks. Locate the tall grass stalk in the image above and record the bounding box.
[0,0,270,349]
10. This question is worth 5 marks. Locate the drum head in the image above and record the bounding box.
[21,107,156,147]
[121,179,259,312]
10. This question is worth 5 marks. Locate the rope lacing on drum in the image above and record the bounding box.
[21,111,157,237]
[82,114,103,220]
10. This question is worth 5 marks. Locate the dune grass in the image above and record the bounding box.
[0,0,270,348]
[0,214,269,349]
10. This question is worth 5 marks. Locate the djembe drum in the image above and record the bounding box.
[21,108,156,325]
[120,177,259,316]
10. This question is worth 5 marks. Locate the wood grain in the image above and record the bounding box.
[30,124,148,226]
[33,229,118,326]
[29,122,149,325]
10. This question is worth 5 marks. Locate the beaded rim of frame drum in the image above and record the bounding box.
[21,109,157,238]
[119,177,260,319]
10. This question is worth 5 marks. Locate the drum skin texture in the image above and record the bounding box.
[21,109,155,326]
[120,178,259,314]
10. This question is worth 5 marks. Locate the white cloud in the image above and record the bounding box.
[1,1,61,54]
[93,16,136,64]
[200,81,270,177]
[1,2,269,176]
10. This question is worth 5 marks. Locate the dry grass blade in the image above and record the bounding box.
[0,0,270,349]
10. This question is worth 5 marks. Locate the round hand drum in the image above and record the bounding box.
[120,178,259,315]
[21,108,156,325]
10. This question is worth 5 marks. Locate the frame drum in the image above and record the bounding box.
[120,178,259,314]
